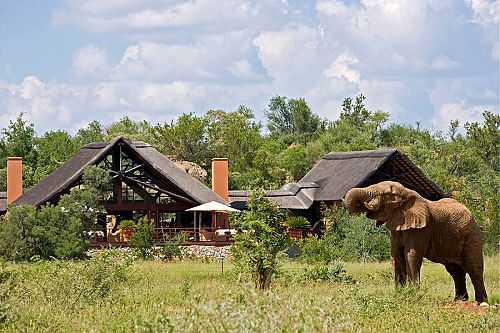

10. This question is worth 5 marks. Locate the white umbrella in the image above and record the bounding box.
[186,201,240,213]
[186,201,239,241]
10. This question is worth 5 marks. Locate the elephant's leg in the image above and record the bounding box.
[405,248,423,284]
[391,237,406,285]
[391,247,407,285]
[463,260,488,303]
[444,263,468,300]
[463,238,488,303]
[469,273,488,303]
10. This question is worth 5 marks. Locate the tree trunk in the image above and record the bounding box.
[257,267,273,290]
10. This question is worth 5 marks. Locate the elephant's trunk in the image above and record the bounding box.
[343,187,369,214]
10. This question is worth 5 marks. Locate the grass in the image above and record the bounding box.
[0,254,498,332]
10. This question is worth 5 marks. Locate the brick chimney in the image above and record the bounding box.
[7,157,23,204]
[212,158,228,201]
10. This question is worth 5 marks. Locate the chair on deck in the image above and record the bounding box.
[200,229,214,241]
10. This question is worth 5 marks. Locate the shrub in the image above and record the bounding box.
[298,206,390,263]
[0,204,89,261]
[231,189,291,289]
[159,233,186,261]
[340,213,390,262]
[130,217,154,259]
[0,166,110,261]
[297,260,355,283]
[283,216,311,229]
[297,234,343,264]
[9,252,131,312]
[118,220,137,229]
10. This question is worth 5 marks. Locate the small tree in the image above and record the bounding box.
[130,216,155,259]
[0,166,110,260]
[231,190,290,289]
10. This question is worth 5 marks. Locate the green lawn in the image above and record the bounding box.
[0,255,499,332]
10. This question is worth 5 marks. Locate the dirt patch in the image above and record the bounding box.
[442,301,496,315]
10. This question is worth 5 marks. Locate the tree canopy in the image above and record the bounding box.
[0,95,497,253]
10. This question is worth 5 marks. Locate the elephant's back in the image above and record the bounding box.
[430,199,476,235]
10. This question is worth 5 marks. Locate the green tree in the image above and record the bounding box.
[231,190,290,289]
[0,114,39,188]
[314,95,390,154]
[105,116,154,142]
[75,121,105,146]
[130,216,155,259]
[0,166,110,260]
[206,106,263,173]
[0,201,96,260]
[32,130,80,184]
[0,114,38,168]
[152,113,209,167]
[278,144,310,181]
[266,96,324,143]
[248,139,287,188]
[0,168,6,192]
[465,111,500,172]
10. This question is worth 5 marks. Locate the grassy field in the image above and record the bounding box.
[0,254,498,332]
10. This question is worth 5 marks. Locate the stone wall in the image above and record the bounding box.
[88,245,232,260]
[180,245,232,260]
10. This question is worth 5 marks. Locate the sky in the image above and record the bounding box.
[0,0,498,135]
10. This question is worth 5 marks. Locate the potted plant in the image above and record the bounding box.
[118,219,136,242]
[283,216,311,239]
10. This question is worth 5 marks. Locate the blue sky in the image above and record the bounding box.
[0,0,498,135]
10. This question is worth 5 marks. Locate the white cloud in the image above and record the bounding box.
[358,79,406,116]
[431,55,460,71]
[137,81,207,111]
[465,0,500,59]
[72,44,108,77]
[466,0,499,25]
[228,60,256,79]
[431,102,490,130]
[0,76,256,134]
[315,0,465,72]
[0,76,87,133]
[18,76,46,99]
[315,0,348,16]
[253,24,323,86]
[52,0,287,34]
[323,51,360,83]
[72,30,263,83]
[428,78,498,130]
[0,0,496,136]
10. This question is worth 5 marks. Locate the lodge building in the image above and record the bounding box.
[0,137,446,245]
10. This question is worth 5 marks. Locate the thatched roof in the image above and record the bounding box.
[14,136,226,207]
[301,149,445,201]
[229,182,318,210]
[228,149,445,210]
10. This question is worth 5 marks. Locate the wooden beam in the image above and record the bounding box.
[121,173,195,204]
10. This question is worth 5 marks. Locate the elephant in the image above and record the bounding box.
[342,181,488,304]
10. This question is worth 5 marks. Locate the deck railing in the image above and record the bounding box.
[88,227,234,247]
[88,226,311,246]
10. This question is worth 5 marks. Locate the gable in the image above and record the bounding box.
[299,149,445,201]
[14,136,226,207]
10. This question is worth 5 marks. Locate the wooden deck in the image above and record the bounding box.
[89,227,234,247]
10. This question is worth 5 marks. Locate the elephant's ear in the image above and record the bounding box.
[386,196,429,231]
